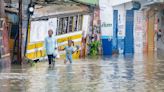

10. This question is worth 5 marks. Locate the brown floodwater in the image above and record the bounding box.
[0,52,164,92]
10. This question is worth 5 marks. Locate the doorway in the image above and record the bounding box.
[124,10,134,54]
[113,10,118,53]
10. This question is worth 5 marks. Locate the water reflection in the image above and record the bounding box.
[66,64,73,81]
[0,65,26,92]
[46,65,59,92]
[111,55,120,92]
[0,54,164,92]
[124,55,135,92]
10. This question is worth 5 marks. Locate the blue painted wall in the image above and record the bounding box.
[102,39,112,55]
[113,10,118,52]
[124,10,134,54]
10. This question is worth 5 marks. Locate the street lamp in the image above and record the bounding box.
[28,3,35,15]
[24,2,35,55]
[29,7,34,13]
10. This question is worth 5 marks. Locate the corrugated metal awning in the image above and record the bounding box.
[31,2,89,19]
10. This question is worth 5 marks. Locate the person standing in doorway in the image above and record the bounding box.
[157,29,162,41]
[45,29,57,65]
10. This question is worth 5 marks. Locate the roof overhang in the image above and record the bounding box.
[5,7,18,14]
[70,0,99,7]
[143,0,164,7]
[112,0,133,6]
[31,2,90,20]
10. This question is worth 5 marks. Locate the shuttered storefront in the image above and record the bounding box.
[124,10,134,54]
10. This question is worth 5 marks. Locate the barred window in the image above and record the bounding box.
[0,20,3,29]
[57,15,83,35]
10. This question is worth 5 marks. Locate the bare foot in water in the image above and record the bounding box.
[64,60,67,64]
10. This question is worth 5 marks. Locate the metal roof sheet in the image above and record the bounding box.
[32,2,89,18]
[143,0,164,6]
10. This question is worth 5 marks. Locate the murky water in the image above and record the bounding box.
[0,53,164,92]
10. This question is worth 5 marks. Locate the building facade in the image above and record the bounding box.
[112,0,145,54]
[99,0,160,55]
[25,1,92,60]
[100,0,137,55]
[143,0,164,54]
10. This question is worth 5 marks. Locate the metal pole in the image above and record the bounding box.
[18,0,22,64]
[24,0,32,55]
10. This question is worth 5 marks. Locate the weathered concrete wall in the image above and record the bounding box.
[4,0,11,3]
[112,0,132,6]
[0,0,10,64]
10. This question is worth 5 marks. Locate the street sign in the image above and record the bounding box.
[132,1,141,10]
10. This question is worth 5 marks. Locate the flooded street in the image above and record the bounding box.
[0,53,164,92]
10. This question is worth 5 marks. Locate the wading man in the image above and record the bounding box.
[45,29,57,65]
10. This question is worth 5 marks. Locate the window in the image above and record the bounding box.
[63,17,68,33]
[0,19,3,30]
[69,16,73,32]
[57,18,62,35]
[78,15,83,31]
[74,15,78,32]
[57,15,83,35]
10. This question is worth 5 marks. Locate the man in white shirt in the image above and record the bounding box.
[45,29,57,65]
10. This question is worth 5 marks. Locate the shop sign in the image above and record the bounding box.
[132,1,141,10]
[99,0,113,38]
[101,22,112,28]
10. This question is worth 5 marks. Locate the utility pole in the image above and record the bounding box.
[18,0,23,64]
[0,0,5,58]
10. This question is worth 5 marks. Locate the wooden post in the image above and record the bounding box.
[0,0,5,58]
[18,0,23,63]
